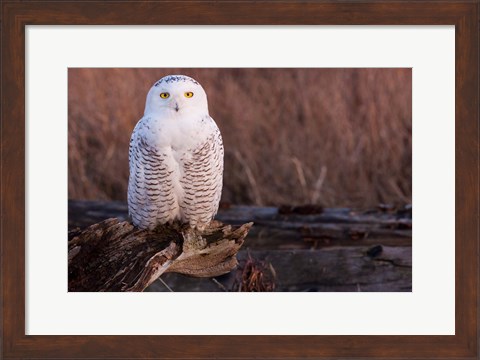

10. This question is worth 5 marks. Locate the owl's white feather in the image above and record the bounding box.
[128,75,224,230]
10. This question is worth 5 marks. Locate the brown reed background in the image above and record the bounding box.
[68,68,411,207]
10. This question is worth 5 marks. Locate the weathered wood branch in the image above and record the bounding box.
[68,218,252,292]
[149,246,412,292]
[68,201,412,292]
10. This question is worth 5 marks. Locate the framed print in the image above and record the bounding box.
[1,1,478,359]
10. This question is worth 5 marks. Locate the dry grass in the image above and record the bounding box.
[68,68,411,207]
[233,253,276,292]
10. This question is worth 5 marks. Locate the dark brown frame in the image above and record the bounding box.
[1,1,478,359]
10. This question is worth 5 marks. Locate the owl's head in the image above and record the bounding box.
[144,75,208,116]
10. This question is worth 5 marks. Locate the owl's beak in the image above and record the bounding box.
[174,102,179,112]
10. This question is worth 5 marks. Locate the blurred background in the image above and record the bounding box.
[68,68,411,208]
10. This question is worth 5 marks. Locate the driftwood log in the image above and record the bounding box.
[68,219,252,292]
[69,200,412,292]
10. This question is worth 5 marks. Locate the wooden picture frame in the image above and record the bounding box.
[1,1,478,358]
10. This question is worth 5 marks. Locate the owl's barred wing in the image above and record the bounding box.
[180,124,224,227]
[128,119,177,229]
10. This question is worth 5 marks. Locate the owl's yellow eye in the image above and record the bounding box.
[184,92,194,98]
[159,92,170,99]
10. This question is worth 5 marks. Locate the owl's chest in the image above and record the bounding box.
[143,114,211,151]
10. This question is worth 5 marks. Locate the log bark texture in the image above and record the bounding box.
[68,218,252,292]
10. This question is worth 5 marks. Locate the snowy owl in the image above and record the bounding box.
[128,75,224,230]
